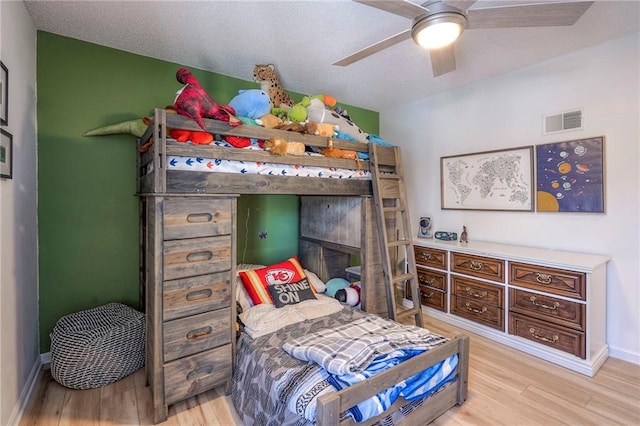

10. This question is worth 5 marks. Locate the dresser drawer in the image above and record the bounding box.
[451,295,504,331]
[451,252,505,283]
[162,235,232,281]
[163,197,232,240]
[509,312,585,358]
[419,287,446,312]
[163,344,232,405]
[163,308,231,362]
[452,276,503,307]
[509,262,586,300]
[163,272,232,321]
[414,247,447,270]
[417,267,447,291]
[509,288,585,331]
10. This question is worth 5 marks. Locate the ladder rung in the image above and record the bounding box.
[387,239,411,248]
[380,174,400,180]
[396,308,421,321]
[382,206,404,212]
[392,273,415,284]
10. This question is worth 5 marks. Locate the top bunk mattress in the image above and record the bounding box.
[166,140,371,180]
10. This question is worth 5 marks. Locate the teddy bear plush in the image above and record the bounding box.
[263,136,305,156]
[173,67,241,131]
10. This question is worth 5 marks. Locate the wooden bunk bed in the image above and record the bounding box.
[137,109,469,425]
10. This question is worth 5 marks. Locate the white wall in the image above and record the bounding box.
[381,33,640,364]
[0,1,39,424]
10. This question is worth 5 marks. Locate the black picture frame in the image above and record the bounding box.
[0,61,7,126]
[1,128,12,179]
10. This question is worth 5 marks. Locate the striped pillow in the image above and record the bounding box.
[238,257,308,305]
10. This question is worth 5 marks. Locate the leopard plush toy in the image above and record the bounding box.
[253,64,295,108]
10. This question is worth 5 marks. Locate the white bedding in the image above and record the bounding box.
[167,140,370,179]
[239,294,344,338]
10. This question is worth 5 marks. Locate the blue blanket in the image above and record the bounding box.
[278,316,458,422]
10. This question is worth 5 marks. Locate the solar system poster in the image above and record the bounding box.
[536,136,605,213]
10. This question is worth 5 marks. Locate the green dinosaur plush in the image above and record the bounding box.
[82,118,148,138]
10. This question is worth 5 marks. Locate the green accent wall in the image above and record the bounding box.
[36,31,378,352]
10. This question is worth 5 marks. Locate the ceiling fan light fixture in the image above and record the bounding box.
[412,12,467,49]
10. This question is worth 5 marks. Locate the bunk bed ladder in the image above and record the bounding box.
[368,143,423,327]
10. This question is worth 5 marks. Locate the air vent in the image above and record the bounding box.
[543,109,583,134]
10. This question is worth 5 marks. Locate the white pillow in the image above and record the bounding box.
[304,269,327,293]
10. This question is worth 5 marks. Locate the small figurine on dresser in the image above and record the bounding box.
[460,226,468,243]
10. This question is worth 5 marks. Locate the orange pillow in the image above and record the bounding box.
[238,257,309,305]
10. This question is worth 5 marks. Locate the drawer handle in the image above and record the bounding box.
[186,365,214,381]
[535,273,553,285]
[469,261,483,270]
[187,213,213,223]
[419,277,435,285]
[419,253,433,261]
[464,287,487,299]
[528,327,559,344]
[187,251,213,262]
[464,302,487,314]
[186,326,213,340]
[186,289,213,301]
[529,296,560,310]
[423,291,434,299]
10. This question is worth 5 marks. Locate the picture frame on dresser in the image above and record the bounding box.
[0,61,7,126]
[0,128,12,179]
[440,146,534,211]
[535,136,605,213]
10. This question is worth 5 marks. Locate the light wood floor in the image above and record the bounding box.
[20,316,640,425]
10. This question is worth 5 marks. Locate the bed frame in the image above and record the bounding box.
[137,108,398,196]
[137,109,469,425]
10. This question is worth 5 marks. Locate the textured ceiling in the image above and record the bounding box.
[24,0,640,111]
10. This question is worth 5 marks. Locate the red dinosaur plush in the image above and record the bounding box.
[173,67,241,131]
[169,129,214,145]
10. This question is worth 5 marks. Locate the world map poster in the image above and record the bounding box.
[536,136,605,213]
[441,146,533,211]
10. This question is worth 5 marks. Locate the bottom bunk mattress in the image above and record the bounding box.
[231,303,458,425]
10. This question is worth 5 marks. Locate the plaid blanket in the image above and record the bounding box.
[280,315,457,422]
[282,316,449,375]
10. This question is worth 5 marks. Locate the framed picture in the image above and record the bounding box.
[0,128,12,179]
[0,61,7,125]
[536,136,605,213]
[441,146,534,211]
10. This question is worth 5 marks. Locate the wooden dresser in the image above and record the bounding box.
[408,239,609,376]
[140,195,237,423]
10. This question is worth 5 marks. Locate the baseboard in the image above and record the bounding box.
[41,351,51,366]
[7,355,43,426]
[608,345,640,365]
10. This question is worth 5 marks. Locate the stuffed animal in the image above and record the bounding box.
[305,121,337,137]
[335,283,361,308]
[173,67,241,131]
[321,138,361,168]
[83,116,154,153]
[228,89,271,119]
[169,129,214,145]
[306,97,369,143]
[256,113,283,129]
[253,64,295,108]
[263,136,305,156]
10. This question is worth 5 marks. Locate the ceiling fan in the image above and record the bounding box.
[334,0,594,77]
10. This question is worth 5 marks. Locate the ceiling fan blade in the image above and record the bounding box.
[353,0,428,19]
[430,44,456,77]
[442,0,477,12]
[334,29,412,66]
[466,1,594,29]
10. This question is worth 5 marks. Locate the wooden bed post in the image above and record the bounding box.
[317,393,340,426]
[456,335,470,405]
